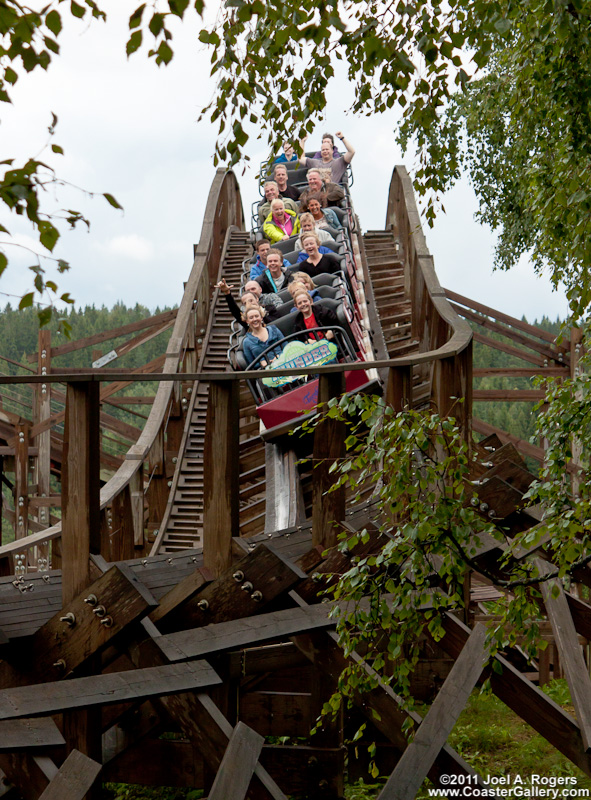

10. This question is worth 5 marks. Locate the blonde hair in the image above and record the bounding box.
[242,303,267,323]
[300,232,320,247]
[289,272,315,290]
[288,281,308,298]
[299,212,314,226]
[293,289,312,304]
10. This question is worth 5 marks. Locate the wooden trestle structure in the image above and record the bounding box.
[0,165,588,799]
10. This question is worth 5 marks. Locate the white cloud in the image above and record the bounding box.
[98,234,155,262]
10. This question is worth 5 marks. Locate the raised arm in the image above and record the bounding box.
[298,135,309,166]
[335,131,355,163]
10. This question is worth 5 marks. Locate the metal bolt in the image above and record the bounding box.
[92,605,107,617]
[100,616,113,627]
[488,509,496,518]
[197,599,209,611]
[168,481,172,487]
[479,503,489,513]
[172,456,178,464]
[252,590,263,602]
[233,570,245,582]
[84,594,98,607]
[60,612,76,627]
[241,581,254,594]
[470,498,478,507]
[53,659,66,671]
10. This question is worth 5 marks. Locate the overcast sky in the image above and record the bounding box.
[0,2,568,324]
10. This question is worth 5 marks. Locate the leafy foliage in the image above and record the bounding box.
[299,394,502,728]
[0,2,118,326]
[190,0,591,319]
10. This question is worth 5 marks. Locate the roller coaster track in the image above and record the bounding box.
[0,165,588,799]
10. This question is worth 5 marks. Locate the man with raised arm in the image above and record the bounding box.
[299,131,355,184]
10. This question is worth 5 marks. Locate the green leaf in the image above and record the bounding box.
[0,252,6,278]
[38,221,59,252]
[38,306,52,326]
[51,144,64,155]
[169,0,190,16]
[70,1,86,19]
[103,192,123,209]
[45,10,62,35]
[129,4,146,29]
[19,292,34,309]
[126,30,142,56]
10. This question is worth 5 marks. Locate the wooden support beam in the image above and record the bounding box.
[0,563,157,686]
[148,566,212,625]
[291,628,487,792]
[160,542,306,633]
[154,603,335,663]
[129,620,288,800]
[62,381,100,605]
[208,722,264,800]
[312,371,346,550]
[203,380,240,577]
[0,718,64,751]
[537,559,591,752]
[35,329,52,561]
[386,364,412,412]
[0,661,221,720]
[37,750,102,800]
[14,422,29,540]
[0,755,57,800]
[440,612,591,775]
[378,624,488,799]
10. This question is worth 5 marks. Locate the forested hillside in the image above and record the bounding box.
[472,315,564,444]
[0,302,174,375]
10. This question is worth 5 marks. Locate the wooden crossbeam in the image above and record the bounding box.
[537,559,591,752]
[440,613,591,775]
[148,566,212,625]
[161,542,307,633]
[291,628,487,791]
[0,755,58,800]
[37,750,102,800]
[0,563,157,687]
[208,722,264,800]
[26,309,178,362]
[0,718,65,751]
[129,619,288,800]
[378,624,489,799]
[0,661,221,720]
[154,603,335,663]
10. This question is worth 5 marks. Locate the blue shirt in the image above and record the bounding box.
[242,325,285,366]
[296,246,331,262]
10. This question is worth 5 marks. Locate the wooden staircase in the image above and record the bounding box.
[157,230,267,552]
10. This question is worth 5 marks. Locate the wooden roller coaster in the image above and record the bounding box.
[0,165,587,800]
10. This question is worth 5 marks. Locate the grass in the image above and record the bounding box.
[346,680,591,799]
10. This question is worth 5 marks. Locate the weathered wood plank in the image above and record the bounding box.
[0,718,65,751]
[154,603,334,662]
[208,722,264,800]
[0,563,157,687]
[537,559,591,752]
[203,380,240,577]
[379,624,488,799]
[37,750,102,800]
[440,612,591,775]
[163,543,307,632]
[0,661,221,720]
